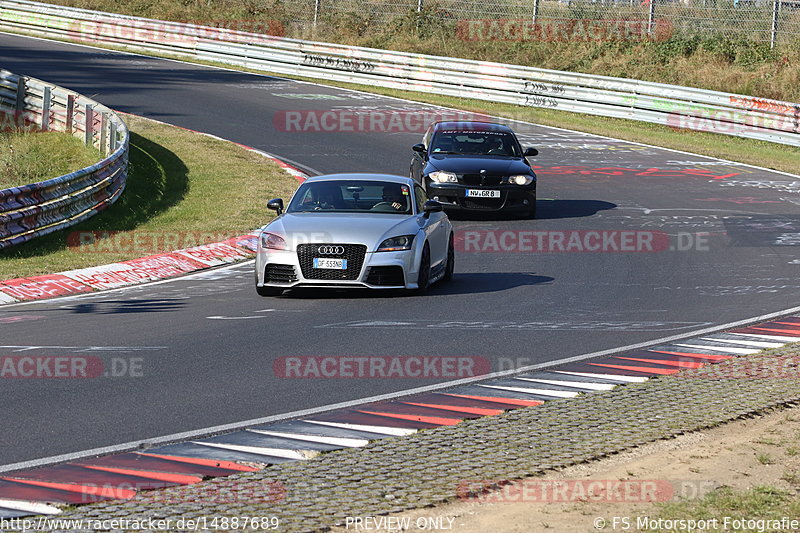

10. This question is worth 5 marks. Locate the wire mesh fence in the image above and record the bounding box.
[277,0,800,47]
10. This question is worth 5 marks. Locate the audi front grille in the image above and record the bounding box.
[297,243,367,280]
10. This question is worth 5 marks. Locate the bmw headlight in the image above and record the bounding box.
[508,174,534,186]
[377,235,415,252]
[429,171,458,184]
[261,232,288,250]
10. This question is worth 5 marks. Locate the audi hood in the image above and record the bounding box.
[264,213,424,250]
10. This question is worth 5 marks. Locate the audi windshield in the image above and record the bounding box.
[286,180,414,214]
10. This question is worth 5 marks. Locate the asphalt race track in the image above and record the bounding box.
[1,32,799,467]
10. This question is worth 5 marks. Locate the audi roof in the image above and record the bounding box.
[302,173,415,185]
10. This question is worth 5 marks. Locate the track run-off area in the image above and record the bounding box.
[1,31,800,473]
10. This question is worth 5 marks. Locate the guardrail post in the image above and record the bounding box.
[100,113,108,153]
[313,0,320,27]
[648,0,656,34]
[15,77,25,127]
[66,94,75,134]
[84,104,94,145]
[771,0,779,49]
[109,122,117,152]
[41,86,51,131]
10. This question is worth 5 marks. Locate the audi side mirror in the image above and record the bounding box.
[422,200,443,218]
[267,198,284,215]
[412,143,426,154]
[524,147,538,157]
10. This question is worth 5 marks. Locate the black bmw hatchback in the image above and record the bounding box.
[410,121,539,218]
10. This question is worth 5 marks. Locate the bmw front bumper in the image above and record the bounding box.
[427,182,536,213]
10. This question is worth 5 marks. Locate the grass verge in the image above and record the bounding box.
[0,115,299,280]
[0,129,102,189]
[655,487,800,530]
[651,410,800,531]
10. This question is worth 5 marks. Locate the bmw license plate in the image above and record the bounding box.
[313,258,347,269]
[465,189,500,198]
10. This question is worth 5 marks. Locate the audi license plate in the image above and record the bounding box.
[313,258,347,269]
[465,189,500,198]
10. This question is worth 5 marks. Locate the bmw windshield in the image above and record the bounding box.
[430,130,521,157]
[286,180,414,215]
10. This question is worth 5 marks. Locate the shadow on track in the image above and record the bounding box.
[276,272,553,299]
[66,299,187,314]
[535,199,617,220]
[446,199,616,221]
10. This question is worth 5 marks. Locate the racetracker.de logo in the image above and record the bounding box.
[674,354,800,379]
[666,109,799,136]
[273,110,495,133]
[456,18,673,42]
[273,356,491,378]
[67,231,237,254]
[457,479,677,503]
[0,356,142,378]
[65,18,284,44]
[1,109,40,133]
[456,230,673,253]
[135,480,286,505]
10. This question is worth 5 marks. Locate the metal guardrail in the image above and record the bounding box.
[1,0,797,149]
[0,68,128,249]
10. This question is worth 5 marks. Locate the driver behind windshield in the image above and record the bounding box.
[486,136,507,155]
[383,185,406,211]
[305,184,343,210]
[371,184,410,213]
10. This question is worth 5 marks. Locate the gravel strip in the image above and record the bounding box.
[40,343,800,532]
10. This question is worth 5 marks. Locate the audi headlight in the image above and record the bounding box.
[508,174,534,186]
[377,235,415,252]
[429,171,458,183]
[261,232,288,250]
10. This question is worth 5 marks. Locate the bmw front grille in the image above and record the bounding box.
[461,173,503,186]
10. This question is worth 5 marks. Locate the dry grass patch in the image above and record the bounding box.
[0,129,102,190]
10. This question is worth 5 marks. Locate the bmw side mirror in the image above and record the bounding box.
[267,198,284,215]
[422,200,443,218]
[412,143,426,154]
[524,147,538,157]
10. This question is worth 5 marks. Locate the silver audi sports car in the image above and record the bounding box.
[255,173,454,296]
